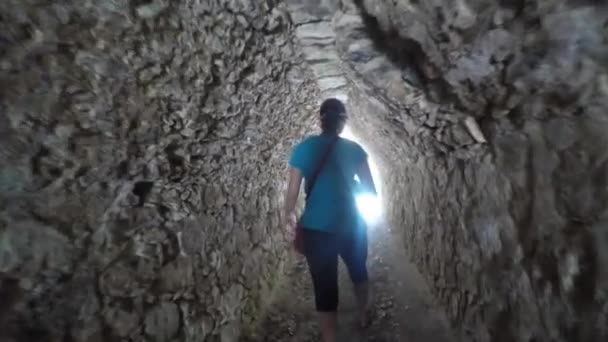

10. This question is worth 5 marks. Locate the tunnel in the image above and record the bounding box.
[0,0,607,341]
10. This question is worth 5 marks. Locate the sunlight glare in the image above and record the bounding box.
[340,126,383,226]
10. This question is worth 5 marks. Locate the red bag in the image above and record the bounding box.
[293,136,339,254]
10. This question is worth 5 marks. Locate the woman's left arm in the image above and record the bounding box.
[284,167,303,227]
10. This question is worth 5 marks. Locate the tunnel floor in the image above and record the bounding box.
[241,223,455,342]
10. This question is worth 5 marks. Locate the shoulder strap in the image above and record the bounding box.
[305,136,339,200]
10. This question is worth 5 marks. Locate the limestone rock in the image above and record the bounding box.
[0,0,317,340]
[328,0,608,341]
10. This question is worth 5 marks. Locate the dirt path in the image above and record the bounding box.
[242,222,456,342]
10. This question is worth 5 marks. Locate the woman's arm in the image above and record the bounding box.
[284,167,303,227]
[357,159,377,195]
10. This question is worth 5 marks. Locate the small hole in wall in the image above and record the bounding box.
[127,118,138,133]
[74,166,89,178]
[30,146,50,176]
[132,181,154,207]
[117,160,129,178]
[524,17,542,30]
[165,142,185,168]
[162,233,180,265]
[157,204,170,218]
[435,6,445,25]
[48,167,62,178]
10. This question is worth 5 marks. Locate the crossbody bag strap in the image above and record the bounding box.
[305,136,339,200]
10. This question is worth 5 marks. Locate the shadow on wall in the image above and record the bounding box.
[348,0,458,105]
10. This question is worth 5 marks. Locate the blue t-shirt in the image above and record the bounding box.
[289,134,367,232]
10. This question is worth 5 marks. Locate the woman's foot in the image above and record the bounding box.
[318,311,337,342]
[353,282,370,329]
[357,306,372,329]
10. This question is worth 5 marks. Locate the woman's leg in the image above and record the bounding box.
[318,312,338,342]
[339,226,370,327]
[353,282,369,327]
[303,229,340,342]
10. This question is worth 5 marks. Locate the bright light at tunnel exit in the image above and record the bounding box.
[340,126,384,227]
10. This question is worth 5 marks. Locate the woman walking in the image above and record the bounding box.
[283,98,378,342]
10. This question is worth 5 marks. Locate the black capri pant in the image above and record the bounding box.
[302,227,368,312]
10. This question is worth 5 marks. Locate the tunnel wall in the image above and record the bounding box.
[0,1,317,341]
[333,0,608,341]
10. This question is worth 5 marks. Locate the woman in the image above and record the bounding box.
[283,98,377,342]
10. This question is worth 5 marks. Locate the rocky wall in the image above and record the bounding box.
[285,0,350,100]
[332,0,608,341]
[0,1,318,341]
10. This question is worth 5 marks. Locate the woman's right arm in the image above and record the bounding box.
[284,167,303,227]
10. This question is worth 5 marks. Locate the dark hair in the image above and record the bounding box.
[319,98,347,134]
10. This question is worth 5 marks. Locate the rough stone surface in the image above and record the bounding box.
[2,0,608,341]
[286,0,350,101]
[0,1,318,341]
[329,1,608,341]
